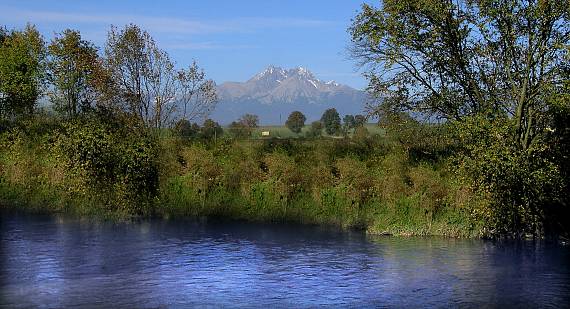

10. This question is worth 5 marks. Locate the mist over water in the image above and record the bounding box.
[1,212,569,308]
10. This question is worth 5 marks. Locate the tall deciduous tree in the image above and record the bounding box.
[104,24,217,129]
[321,108,341,135]
[0,24,46,118]
[285,110,306,134]
[343,114,356,129]
[229,114,259,138]
[105,24,154,125]
[146,46,178,129]
[104,24,178,129]
[350,0,570,151]
[48,29,100,118]
[239,113,259,128]
[178,61,217,123]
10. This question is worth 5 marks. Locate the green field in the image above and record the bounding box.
[245,123,385,139]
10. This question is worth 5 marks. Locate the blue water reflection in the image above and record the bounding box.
[1,212,569,308]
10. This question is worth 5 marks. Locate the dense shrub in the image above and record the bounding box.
[53,116,160,215]
[335,157,374,205]
[454,116,567,237]
[263,151,308,199]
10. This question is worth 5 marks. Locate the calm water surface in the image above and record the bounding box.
[1,212,569,308]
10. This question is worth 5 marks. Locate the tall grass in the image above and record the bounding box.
[155,136,480,236]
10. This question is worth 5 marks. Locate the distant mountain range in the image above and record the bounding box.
[211,65,368,125]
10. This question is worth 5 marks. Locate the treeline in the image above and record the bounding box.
[174,108,369,140]
[0,23,216,127]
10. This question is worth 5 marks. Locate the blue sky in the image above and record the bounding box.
[0,0,371,89]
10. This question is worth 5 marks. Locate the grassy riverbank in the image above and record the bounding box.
[2,12,568,240]
[0,117,481,237]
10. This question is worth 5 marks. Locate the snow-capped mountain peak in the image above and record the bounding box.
[248,65,340,90]
[250,65,288,82]
[325,80,340,87]
[215,65,366,124]
[288,66,316,80]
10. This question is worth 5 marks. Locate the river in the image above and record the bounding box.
[1,212,569,308]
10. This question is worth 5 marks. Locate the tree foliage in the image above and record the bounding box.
[48,29,100,118]
[350,0,570,151]
[229,121,249,138]
[0,24,46,118]
[286,110,306,134]
[355,114,366,127]
[321,108,341,135]
[174,119,200,138]
[55,115,160,214]
[104,24,181,129]
[453,115,566,236]
[239,113,259,128]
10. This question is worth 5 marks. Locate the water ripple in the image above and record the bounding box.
[1,213,569,308]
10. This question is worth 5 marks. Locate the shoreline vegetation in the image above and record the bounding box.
[1,115,479,238]
[1,0,569,240]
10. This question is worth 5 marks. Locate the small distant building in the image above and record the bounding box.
[261,131,270,137]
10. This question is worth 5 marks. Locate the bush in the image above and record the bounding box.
[263,151,307,199]
[454,116,567,237]
[54,116,160,215]
[307,121,323,138]
[335,157,374,205]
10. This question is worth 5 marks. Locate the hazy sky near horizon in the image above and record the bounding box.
[0,0,372,89]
